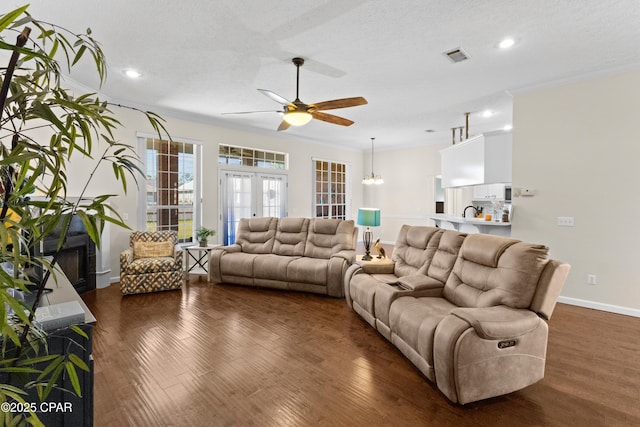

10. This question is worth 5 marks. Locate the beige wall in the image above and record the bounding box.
[512,68,640,313]
[362,142,448,243]
[63,108,363,279]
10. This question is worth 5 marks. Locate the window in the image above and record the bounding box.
[313,159,350,219]
[141,136,200,243]
[218,144,287,170]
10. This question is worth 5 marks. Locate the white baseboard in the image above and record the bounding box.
[557,296,640,318]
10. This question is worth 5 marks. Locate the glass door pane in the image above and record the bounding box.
[220,170,287,245]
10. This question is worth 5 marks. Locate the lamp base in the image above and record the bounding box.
[362,227,373,261]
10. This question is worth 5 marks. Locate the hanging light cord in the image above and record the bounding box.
[370,137,375,176]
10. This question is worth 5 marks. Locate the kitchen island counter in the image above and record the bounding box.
[429,214,511,237]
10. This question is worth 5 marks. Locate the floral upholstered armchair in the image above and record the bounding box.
[120,231,183,295]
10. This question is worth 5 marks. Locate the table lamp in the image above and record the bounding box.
[357,208,380,261]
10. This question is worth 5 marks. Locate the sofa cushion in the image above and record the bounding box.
[219,252,259,277]
[236,217,277,254]
[287,257,329,285]
[253,254,297,282]
[273,217,309,256]
[427,230,466,283]
[392,225,442,276]
[126,257,178,274]
[304,219,356,259]
[444,234,549,309]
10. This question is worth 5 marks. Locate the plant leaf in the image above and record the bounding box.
[0,5,29,33]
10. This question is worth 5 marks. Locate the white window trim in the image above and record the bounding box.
[311,157,352,220]
[136,132,203,242]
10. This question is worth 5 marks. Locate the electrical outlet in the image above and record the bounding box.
[557,216,574,226]
[521,188,535,196]
[587,274,597,285]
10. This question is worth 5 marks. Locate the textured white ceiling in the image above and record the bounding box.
[14,0,640,150]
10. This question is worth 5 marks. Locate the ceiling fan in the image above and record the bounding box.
[223,57,367,131]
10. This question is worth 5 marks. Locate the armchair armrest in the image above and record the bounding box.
[174,248,183,269]
[120,248,134,273]
[450,306,541,340]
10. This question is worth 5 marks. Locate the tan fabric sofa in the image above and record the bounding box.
[344,225,570,404]
[209,217,357,297]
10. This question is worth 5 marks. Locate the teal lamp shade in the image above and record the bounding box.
[357,208,381,227]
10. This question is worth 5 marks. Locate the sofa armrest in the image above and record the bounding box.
[331,249,355,264]
[208,245,240,282]
[450,306,541,340]
[434,306,548,404]
[343,263,363,308]
[326,252,355,297]
[396,275,444,291]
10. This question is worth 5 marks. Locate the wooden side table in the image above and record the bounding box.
[184,245,220,278]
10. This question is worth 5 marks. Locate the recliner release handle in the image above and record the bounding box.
[498,339,518,349]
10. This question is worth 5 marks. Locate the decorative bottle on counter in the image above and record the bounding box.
[502,208,509,223]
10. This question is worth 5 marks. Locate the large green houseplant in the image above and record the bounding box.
[0,5,169,426]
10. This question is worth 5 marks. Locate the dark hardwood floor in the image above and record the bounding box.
[81,278,640,427]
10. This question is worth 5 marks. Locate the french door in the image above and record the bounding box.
[220,170,287,245]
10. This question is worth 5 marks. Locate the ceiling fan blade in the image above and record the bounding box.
[312,97,368,111]
[258,89,292,106]
[277,120,291,131]
[222,110,283,115]
[311,111,354,126]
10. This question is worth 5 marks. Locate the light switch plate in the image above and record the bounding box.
[557,216,574,226]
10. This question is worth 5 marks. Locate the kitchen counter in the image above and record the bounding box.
[429,214,511,237]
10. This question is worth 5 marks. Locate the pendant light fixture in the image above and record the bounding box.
[362,137,384,185]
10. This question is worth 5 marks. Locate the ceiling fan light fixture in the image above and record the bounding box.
[283,110,313,126]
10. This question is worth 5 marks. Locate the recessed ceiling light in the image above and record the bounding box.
[498,38,515,49]
[482,110,493,118]
[125,69,142,79]
[503,124,513,131]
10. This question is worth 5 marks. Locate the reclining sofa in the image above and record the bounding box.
[209,217,357,297]
[344,225,570,404]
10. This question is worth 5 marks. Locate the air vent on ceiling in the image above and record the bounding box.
[443,47,470,63]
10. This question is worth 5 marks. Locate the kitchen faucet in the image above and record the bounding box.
[462,205,481,218]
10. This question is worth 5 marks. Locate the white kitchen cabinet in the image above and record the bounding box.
[472,183,507,200]
[440,131,512,188]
